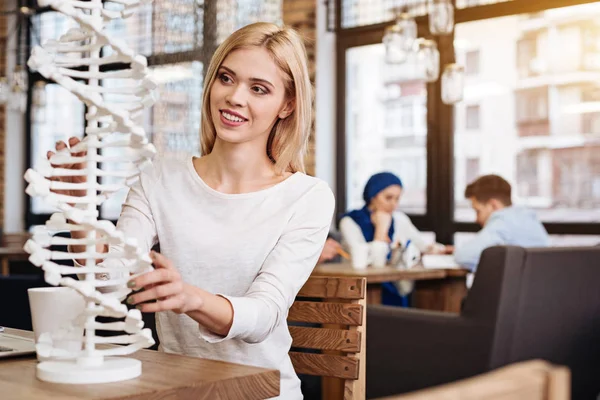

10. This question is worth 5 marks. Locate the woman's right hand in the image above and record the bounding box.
[371,210,392,229]
[371,210,393,242]
[46,136,87,197]
[49,137,107,257]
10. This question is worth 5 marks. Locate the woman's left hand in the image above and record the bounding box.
[127,251,203,314]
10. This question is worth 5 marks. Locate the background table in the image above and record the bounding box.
[0,233,31,276]
[0,328,279,400]
[313,261,469,312]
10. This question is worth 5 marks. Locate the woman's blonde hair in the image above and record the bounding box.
[200,22,312,174]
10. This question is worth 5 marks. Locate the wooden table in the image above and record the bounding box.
[313,261,469,313]
[0,233,31,276]
[0,328,280,400]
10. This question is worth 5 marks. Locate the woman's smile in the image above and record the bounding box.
[219,109,248,127]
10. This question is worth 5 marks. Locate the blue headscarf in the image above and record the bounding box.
[342,172,403,242]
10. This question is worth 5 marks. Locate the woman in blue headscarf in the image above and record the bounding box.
[339,172,450,305]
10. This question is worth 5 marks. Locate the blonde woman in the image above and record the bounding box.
[51,23,334,399]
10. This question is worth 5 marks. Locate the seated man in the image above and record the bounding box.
[455,174,549,271]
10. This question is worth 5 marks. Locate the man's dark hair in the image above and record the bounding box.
[464,174,512,206]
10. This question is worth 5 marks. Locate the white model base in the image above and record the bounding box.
[37,357,142,384]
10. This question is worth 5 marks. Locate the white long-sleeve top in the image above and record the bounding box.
[105,155,334,399]
[339,211,431,256]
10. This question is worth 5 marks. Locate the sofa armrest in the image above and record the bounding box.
[366,305,494,399]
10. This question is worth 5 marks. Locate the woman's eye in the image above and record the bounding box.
[219,73,232,83]
[252,86,268,95]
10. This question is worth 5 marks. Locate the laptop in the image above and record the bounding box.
[0,331,36,359]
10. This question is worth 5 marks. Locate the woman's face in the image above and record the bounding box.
[370,185,402,214]
[210,46,294,148]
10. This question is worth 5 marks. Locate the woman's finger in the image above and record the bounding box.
[68,137,87,169]
[68,136,80,147]
[150,251,176,270]
[128,267,178,290]
[55,140,67,151]
[128,282,183,305]
[54,140,76,169]
[47,151,61,170]
[136,294,185,313]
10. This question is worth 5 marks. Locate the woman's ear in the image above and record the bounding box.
[278,99,295,119]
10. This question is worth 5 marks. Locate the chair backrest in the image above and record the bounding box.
[464,246,600,399]
[376,360,570,400]
[487,246,600,400]
[288,276,367,400]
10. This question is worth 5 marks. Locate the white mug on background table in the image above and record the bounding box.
[350,241,390,269]
[370,241,389,268]
[350,243,370,269]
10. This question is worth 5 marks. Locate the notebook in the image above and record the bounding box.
[421,254,460,269]
[0,332,36,359]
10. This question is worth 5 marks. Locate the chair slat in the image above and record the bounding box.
[289,351,359,380]
[289,326,361,352]
[288,301,363,325]
[297,276,366,299]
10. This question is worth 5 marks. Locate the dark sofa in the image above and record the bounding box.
[366,245,600,400]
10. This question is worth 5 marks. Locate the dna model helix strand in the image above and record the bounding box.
[23,0,158,384]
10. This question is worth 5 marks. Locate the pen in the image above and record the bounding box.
[336,247,351,260]
[405,239,411,249]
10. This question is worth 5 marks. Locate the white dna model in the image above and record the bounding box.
[23,0,157,384]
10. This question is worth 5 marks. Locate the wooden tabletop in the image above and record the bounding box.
[0,328,279,400]
[313,260,469,284]
[0,233,30,256]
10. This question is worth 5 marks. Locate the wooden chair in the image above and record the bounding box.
[374,360,570,400]
[288,276,367,400]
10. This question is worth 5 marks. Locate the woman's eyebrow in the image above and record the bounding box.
[220,65,274,89]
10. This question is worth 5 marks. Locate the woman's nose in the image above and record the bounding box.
[226,85,246,107]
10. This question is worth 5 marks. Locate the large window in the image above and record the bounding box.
[346,44,427,214]
[28,0,282,225]
[454,3,600,224]
[338,0,600,244]
[339,0,514,28]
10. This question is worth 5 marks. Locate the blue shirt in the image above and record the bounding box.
[454,206,549,271]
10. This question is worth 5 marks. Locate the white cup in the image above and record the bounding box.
[370,241,390,268]
[28,287,86,355]
[350,243,370,270]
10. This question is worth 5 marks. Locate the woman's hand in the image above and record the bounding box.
[371,210,392,229]
[46,136,87,197]
[371,210,392,242]
[442,245,454,254]
[425,244,455,255]
[50,137,106,257]
[318,238,342,263]
[127,251,203,314]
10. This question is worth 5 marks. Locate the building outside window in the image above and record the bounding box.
[346,44,427,214]
[466,104,481,130]
[454,3,600,225]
